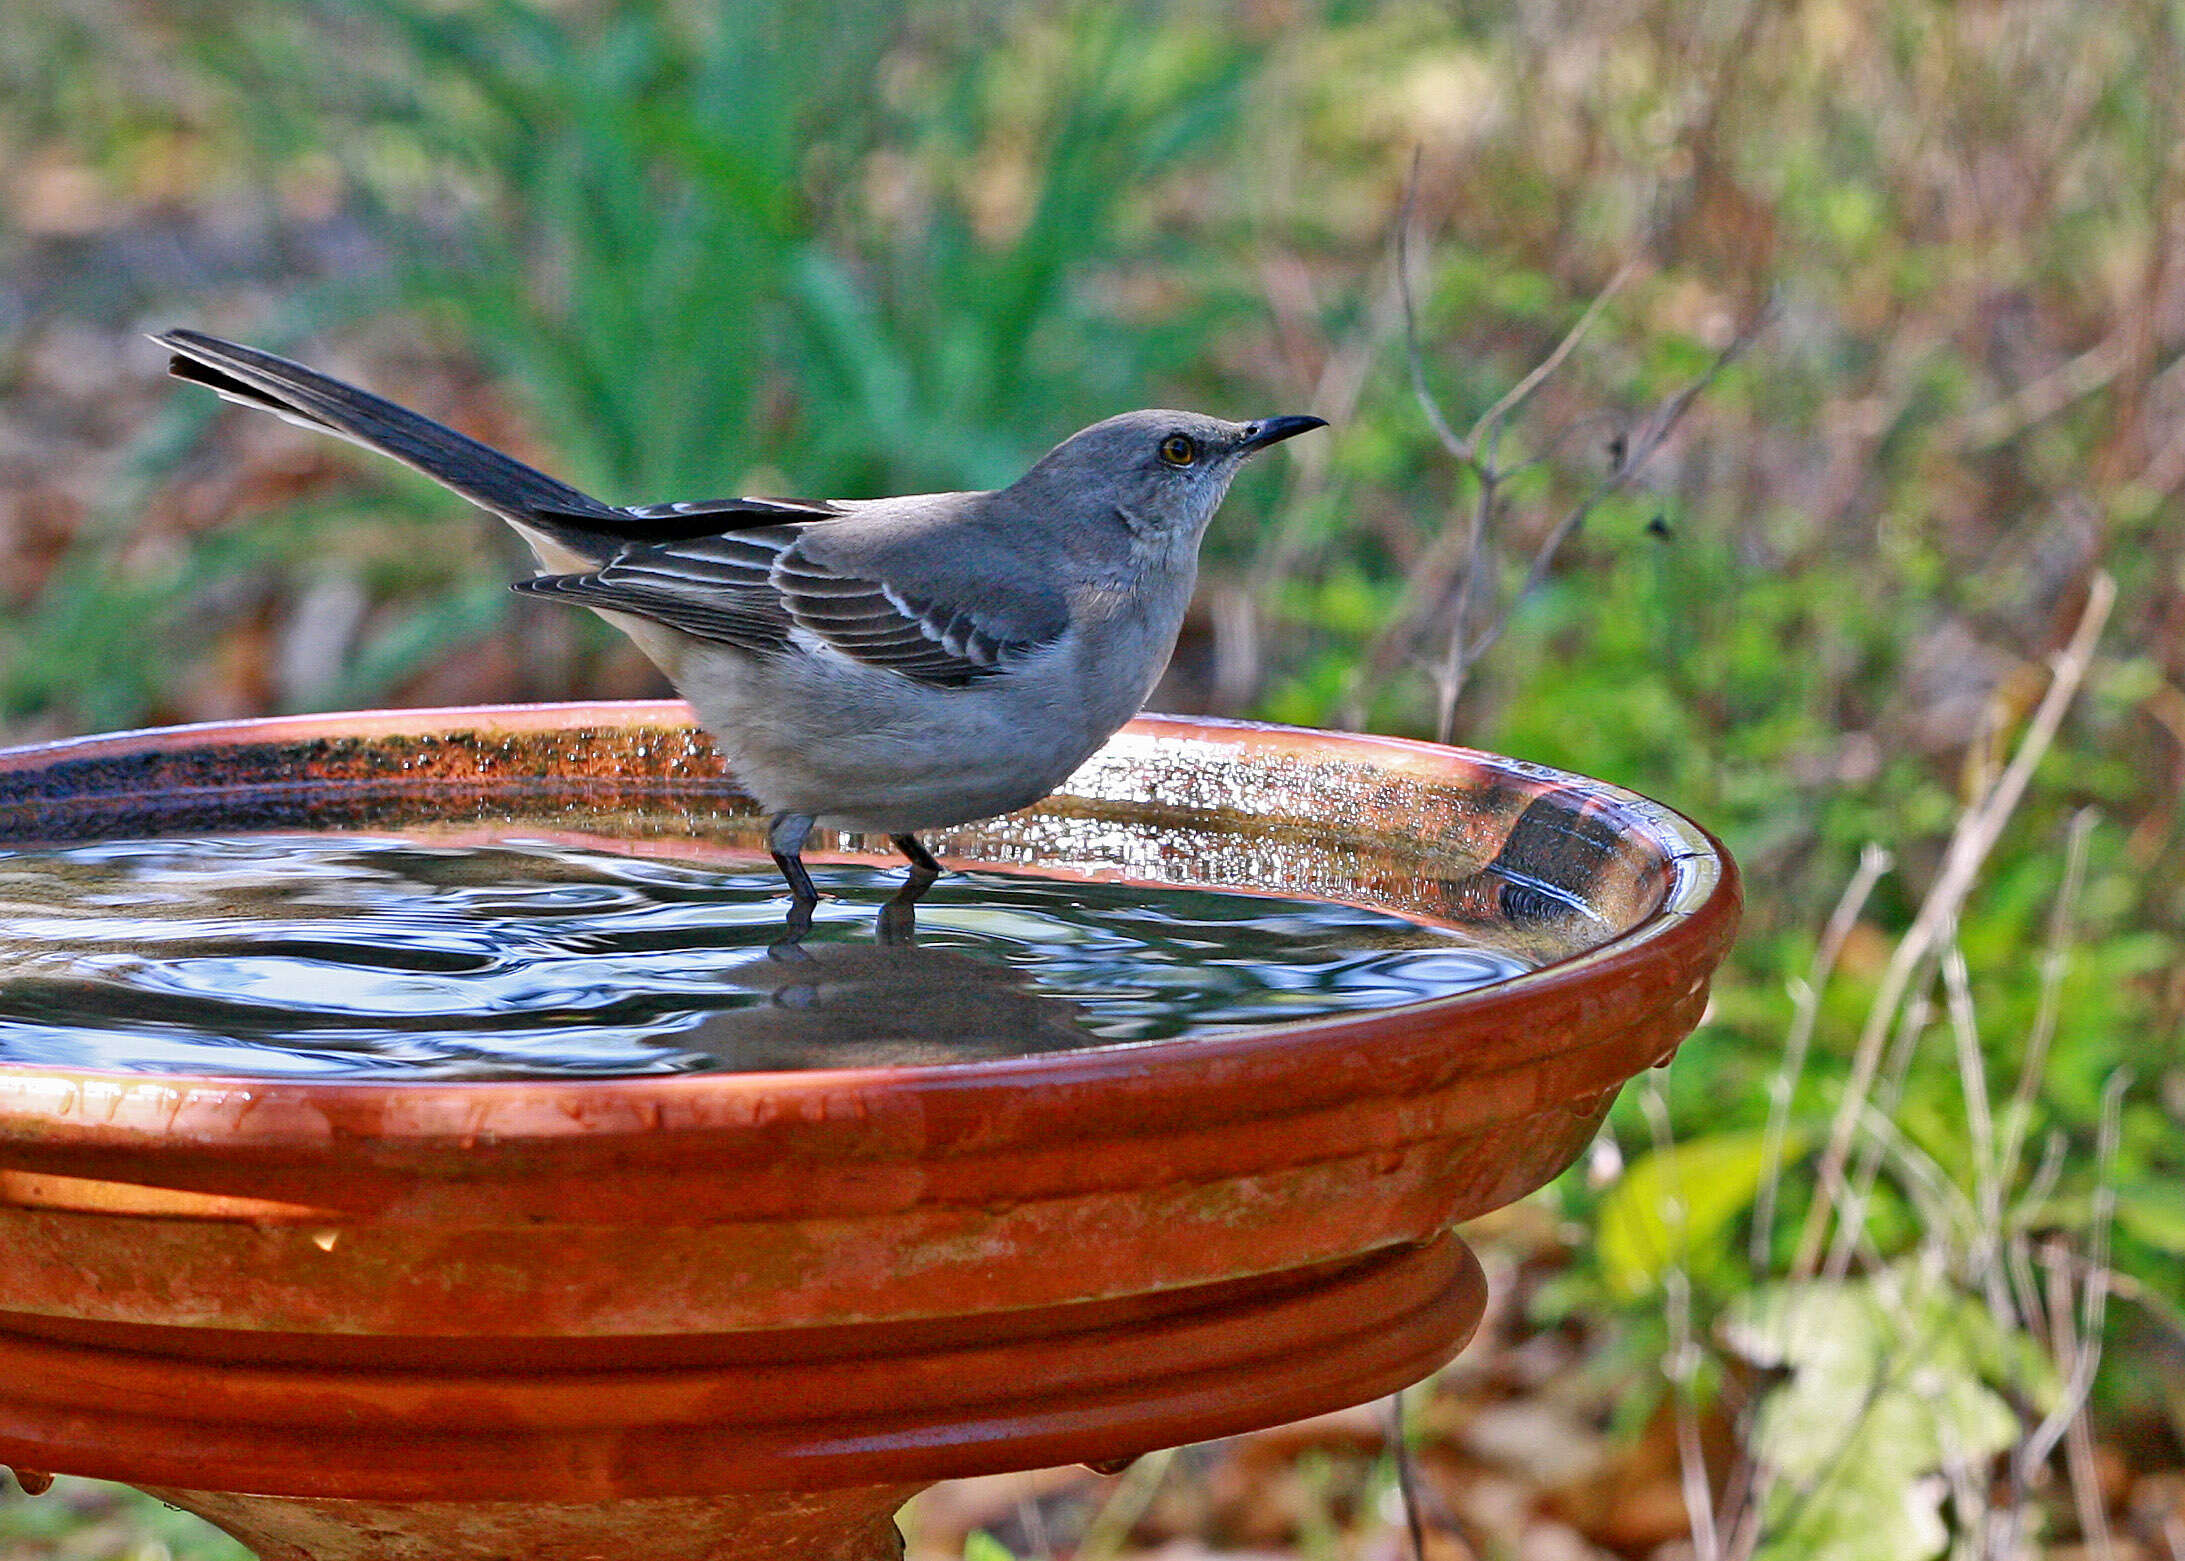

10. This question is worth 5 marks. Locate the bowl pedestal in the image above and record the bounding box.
[138,1489,924,1561]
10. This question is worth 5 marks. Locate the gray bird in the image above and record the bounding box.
[155,330,1324,908]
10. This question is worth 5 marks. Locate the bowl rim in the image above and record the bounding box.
[0,700,1740,1129]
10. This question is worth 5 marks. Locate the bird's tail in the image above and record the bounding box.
[154,329,618,525]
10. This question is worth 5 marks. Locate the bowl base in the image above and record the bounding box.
[140,1484,922,1561]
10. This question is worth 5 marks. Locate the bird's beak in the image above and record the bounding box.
[1238,414,1328,453]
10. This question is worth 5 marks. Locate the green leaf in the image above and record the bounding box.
[962,1530,1017,1561]
[1598,1130,1797,1299]
[1723,1263,2063,1561]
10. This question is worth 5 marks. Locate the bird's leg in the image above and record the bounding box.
[768,812,820,912]
[889,833,942,896]
[877,833,941,943]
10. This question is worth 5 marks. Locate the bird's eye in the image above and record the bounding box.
[1158,433,1199,467]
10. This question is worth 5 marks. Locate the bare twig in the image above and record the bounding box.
[1642,1080,1721,1561]
[1348,153,1764,738]
[1433,420,1500,741]
[2004,1131,2071,1345]
[1454,297,1771,699]
[1794,572,2116,1276]
[1470,264,1637,454]
[1386,1391,1430,1561]
[1244,241,1411,646]
[1945,334,2134,452]
[1392,153,1633,467]
[1394,148,1469,463]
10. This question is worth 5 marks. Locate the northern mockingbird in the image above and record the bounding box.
[156,330,1324,909]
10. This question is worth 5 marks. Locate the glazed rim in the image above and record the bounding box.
[0,701,1740,1129]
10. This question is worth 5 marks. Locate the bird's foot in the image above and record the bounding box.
[889,833,942,894]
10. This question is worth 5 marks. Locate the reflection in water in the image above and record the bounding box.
[679,901,1095,1070]
[0,835,1538,1079]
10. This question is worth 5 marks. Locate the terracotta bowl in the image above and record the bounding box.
[0,702,1738,1560]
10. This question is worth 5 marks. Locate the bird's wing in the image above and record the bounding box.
[769,536,1065,684]
[511,529,801,655]
[513,522,1070,688]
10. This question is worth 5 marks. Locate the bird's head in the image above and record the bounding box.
[1013,409,1326,555]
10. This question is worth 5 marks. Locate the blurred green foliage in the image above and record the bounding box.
[0,1477,249,1560]
[2,0,2183,1547]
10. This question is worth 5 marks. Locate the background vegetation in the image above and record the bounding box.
[1,0,2181,1556]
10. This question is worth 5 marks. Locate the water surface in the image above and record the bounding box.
[0,835,1537,1078]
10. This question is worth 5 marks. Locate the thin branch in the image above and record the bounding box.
[1433,421,1501,741]
[1472,260,1638,450]
[1945,334,2134,452]
[1356,150,1686,736]
[1822,947,1940,1282]
[1461,296,1772,677]
[2005,1132,2071,1347]
[1395,147,1469,463]
[1016,1479,1055,1561]
[1854,1101,1981,1253]
[1386,1391,1431,1561]
[1397,157,1633,467]
[1250,241,1410,598]
[1641,1080,1721,1561]
[1500,409,1627,481]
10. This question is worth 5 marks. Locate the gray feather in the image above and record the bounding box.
[510,503,1068,688]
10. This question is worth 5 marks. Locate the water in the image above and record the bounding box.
[0,835,1537,1079]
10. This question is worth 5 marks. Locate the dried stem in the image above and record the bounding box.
[1641,1080,1721,1561]
[1997,807,2097,1193]
[1432,421,1500,741]
[1074,1446,1175,1561]
[1386,1391,1431,1561]
[2012,1072,2127,1558]
[2051,1249,2117,1561]
[1752,842,1894,1265]
[1822,950,1941,1281]
[1794,572,2116,1276]
[1940,928,2009,1317]
[2018,1071,2126,1475]
[1394,148,1469,464]
[1472,264,1637,455]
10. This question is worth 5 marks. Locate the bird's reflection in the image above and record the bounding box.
[672,897,1098,1071]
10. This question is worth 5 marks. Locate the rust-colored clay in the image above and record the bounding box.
[0,703,1739,1558]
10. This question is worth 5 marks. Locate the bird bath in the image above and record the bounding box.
[0,700,1737,1561]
